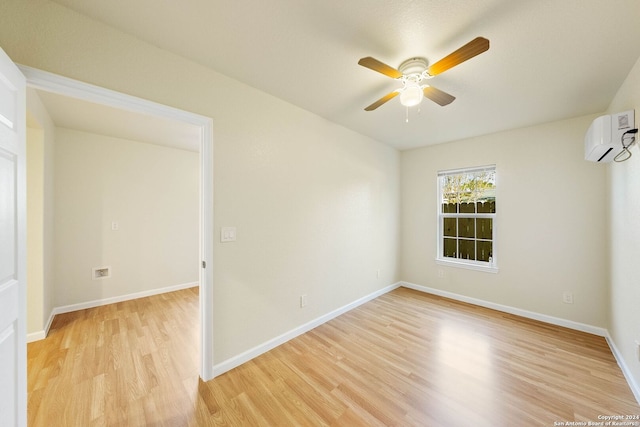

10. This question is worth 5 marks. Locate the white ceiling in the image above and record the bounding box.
[49,0,640,150]
[35,90,202,152]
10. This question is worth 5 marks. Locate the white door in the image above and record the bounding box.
[0,48,27,427]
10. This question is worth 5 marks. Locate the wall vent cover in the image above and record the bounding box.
[92,266,111,280]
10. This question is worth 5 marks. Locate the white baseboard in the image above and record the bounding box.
[27,309,57,343]
[27,331,46,343]
[27,281,199,343]
[605,331,640,404]
[212,282,402,377]
[400,281,608,336]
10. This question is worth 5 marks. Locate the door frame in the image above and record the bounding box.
[19,66,216,381]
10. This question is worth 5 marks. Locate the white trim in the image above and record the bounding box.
[400,281,607,336]
[438,164,496,177]
[199,117,215,381]
[19,65,215,380]
[18,66,207,126]
[26,330,46,343]
[51,281,199,317]
[26,310,57,343]
[436,258,499,273]
[604,331,640,404]
[212,282,402,377]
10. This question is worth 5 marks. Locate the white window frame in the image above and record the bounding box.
[436,165,498,273]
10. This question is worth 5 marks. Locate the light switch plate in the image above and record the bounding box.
[221,227,236,242]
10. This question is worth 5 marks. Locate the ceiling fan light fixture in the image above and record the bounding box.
[400,83,423,107]
[358,37,489,111]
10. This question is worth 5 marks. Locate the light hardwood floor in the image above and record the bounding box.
[28,287,639,426]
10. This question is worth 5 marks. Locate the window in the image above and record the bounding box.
[437,165,497,272]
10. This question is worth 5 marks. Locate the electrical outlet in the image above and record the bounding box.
[220,227,237,242]
[300,295,307,308]
[562,291,574,304]
[376,269,381,279]
[636,341,640,362]
[437,269,444,279]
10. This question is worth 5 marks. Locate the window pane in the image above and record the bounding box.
[459,239,475,260]
[477,200,495,213]
[458,218,475,238]
[440,169,495,206]
[477,241,493,262]
[443,218,457,237]
[444,238,457,258]
[460,202,475,213]
[476,218,492,239]
[442,202,457,213]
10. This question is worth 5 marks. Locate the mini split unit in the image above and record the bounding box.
[585,110,635,162]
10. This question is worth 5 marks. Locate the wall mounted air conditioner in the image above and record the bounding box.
[585,110,635,162]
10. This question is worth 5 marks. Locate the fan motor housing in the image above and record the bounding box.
[398,57,428,76]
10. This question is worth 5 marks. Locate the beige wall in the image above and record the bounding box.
[25,88,56,337]
[607,55,640,391]
[53,128,199,306]
[26,122,43,334]
[0,0,401,363]
[400,115,608,327]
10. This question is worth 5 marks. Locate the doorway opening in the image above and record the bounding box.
[21,66,215,380]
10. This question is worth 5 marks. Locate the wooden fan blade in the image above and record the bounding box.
[427,37,490,76]
[364,91,400,111]
[358,57,403,79]
[423,86,455,106]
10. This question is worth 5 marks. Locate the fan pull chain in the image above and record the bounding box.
[405,106,422,123]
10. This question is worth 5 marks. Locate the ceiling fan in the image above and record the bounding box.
[358,37,490,111]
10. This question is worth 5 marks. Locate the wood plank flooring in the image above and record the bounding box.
[27,287,639,426]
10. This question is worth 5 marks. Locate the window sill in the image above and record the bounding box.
[436,258,499,274]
